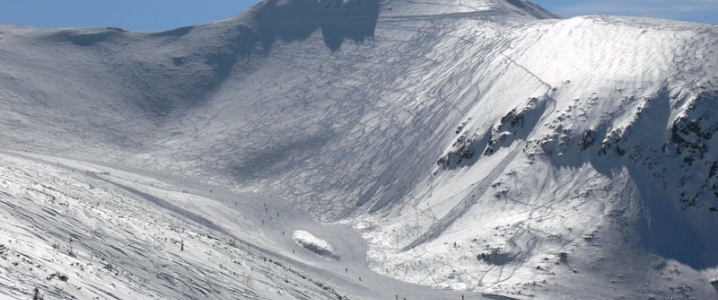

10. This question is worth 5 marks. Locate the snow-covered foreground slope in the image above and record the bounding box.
[0,151,480,300]
[0,152,350,299]
[1,0,718,298]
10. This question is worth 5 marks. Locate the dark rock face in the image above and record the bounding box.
[663,92,718,209]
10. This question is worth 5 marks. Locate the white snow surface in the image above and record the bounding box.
[292,230,339,259]
[1,0,718,299]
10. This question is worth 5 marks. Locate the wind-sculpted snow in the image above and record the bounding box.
[1,0,718,299]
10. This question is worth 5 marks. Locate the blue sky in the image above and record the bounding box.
[0,0,715,31]
[541,0,718,25]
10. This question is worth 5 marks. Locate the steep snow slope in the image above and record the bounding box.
[361,16,718,296]
[1,0,718,299]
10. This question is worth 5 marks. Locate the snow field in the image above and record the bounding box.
[0,0,717,298]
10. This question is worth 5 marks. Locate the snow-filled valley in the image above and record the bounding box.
[1,0,718,299]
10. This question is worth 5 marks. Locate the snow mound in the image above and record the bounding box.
[292,230,339,260]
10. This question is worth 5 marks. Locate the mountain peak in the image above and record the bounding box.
[209,0,557,53]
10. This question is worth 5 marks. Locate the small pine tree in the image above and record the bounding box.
[67,247,76,257]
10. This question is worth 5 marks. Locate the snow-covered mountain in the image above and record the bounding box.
[1,0,717,299]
